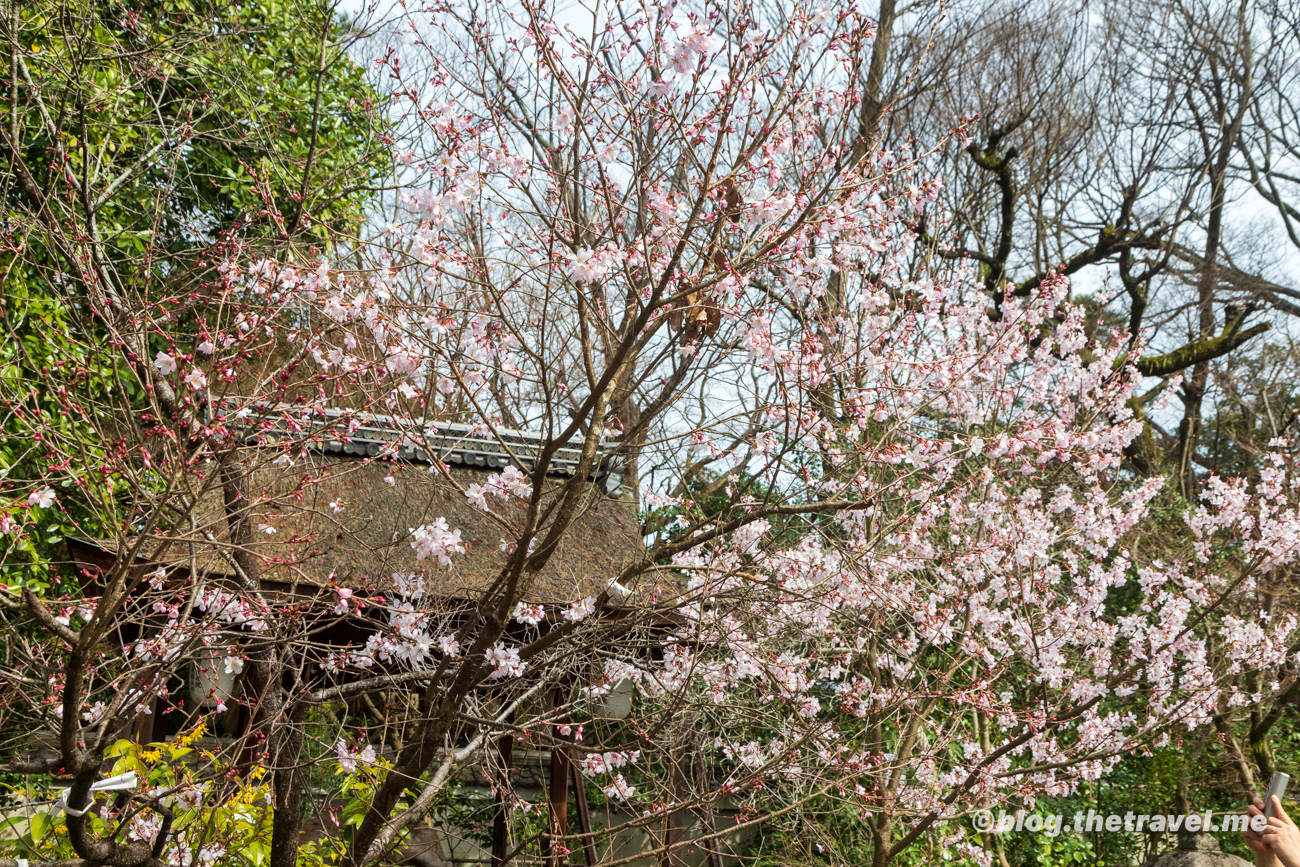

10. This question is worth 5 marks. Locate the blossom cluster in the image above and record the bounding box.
[410,518,465,566]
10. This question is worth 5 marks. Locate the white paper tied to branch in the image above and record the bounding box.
[56,771,138,817]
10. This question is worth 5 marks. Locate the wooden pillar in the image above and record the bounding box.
[693,750,723,867]
[570,761,599,867]
[234,696,259,771]
[546,687,572,867]
[546,740,572,866]
[661,716,698,867]
[132,697,158,743]
[121,685,160,744]
[491,728,515,867]
[663,752,688,867]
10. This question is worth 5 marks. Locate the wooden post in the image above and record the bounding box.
[546,739,572,866]
[664,757,687,867]
[132,697,158,743]
[662,720,688,867]
[570,761,599,867]
[491,729,515,867]
[546,687,572,867]
[123,685,160,744]
[693,750,723,867]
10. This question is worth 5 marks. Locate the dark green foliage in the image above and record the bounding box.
[0,0,388,588]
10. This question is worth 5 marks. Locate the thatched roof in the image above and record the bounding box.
[249,457,644,601]
[71,416,645,604]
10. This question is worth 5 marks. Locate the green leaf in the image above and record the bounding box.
[246,838,269,866]
[30,810,51,843]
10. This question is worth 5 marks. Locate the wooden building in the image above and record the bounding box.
[59,411,739,867]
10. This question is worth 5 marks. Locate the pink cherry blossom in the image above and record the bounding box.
[409,518,465,566]
[27,487,56,508]
[485,642,525,680]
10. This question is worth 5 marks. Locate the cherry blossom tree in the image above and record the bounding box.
[2,2,1299,867]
